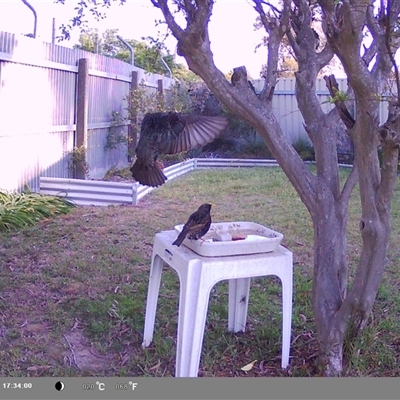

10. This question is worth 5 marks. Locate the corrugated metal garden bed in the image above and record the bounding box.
[40,158,352,206]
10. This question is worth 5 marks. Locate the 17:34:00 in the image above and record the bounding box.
[3,382,33,389]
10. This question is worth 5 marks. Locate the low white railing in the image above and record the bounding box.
[195,158,279,168]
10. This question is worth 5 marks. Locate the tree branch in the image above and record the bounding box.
[252,0,274,33]
[362,41,378,67]
[377,143,399,216]
[152,0,184,40]
[253,0,291,102]
[316,45,334,70]
[384,0,400,106]
[324,75,355,129]
[321,1,375,95]
[379,100,400,146]
[339,165,358,206]
[366,2,384,38]
[183,0,196,21]
[185,0,213,40]
[286,24,301,57]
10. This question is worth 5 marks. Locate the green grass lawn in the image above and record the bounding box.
[0,167,399,377]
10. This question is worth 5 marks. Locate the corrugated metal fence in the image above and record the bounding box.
[252,78,390,144]
[0,31,175,193]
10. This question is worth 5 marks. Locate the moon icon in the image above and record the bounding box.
[55,381,65,391]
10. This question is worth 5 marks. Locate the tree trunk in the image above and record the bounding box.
[312,198,348,376]
[314,202,392,376]
[311,116,398,376]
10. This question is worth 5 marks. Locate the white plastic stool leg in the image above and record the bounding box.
[175,260,214,377]
[278,254,293,369]
[280,272,293,369]
[228,278,251,332]
[142,254,164,348]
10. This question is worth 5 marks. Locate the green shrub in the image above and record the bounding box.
[0,190,75,232]
[68,145,89,178]
[105,111,128,151]
[292,137,315,161]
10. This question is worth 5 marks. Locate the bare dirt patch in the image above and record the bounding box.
[63,330,114,372]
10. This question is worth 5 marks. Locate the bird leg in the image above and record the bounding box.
[198,237,207,246]
[156,160,165,170]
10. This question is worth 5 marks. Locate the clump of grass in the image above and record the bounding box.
[292,137,315,161]
[0,190,75,232]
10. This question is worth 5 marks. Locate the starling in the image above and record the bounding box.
[130,112,228,187]
[172,203,212,247]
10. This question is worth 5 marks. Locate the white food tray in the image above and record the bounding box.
[173,221,283,257]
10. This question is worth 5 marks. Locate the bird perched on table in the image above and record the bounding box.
[130,112,228,187]
[172,203,212,247]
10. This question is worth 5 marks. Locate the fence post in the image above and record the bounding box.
[76,58,89,179]
[157,78,164,106]
[132,183,138,205]
[128,70,139,162]
[157,79,163,94]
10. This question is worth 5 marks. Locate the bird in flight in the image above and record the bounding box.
[172,203,212,247]
[130,112,228,187]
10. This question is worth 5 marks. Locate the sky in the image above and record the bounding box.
[0,0,268,78]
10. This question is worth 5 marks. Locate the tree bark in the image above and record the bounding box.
[286,1,355,375]
[312,197,349,376]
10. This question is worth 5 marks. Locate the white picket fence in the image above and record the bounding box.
[39,158,284,206]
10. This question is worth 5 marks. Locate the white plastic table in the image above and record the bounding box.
[142,230,293,377]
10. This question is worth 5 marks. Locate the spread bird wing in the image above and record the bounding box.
[140,112,228,155]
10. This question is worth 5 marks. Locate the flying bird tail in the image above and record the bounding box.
[130,160,167,187]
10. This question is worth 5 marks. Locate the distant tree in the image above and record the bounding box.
[73,27,199,81]
[277,56,298,78]
[74,28,120,55]
[169,62,200,83]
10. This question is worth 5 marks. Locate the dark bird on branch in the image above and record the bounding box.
[172,203,212,247]
[130,112,228,187]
